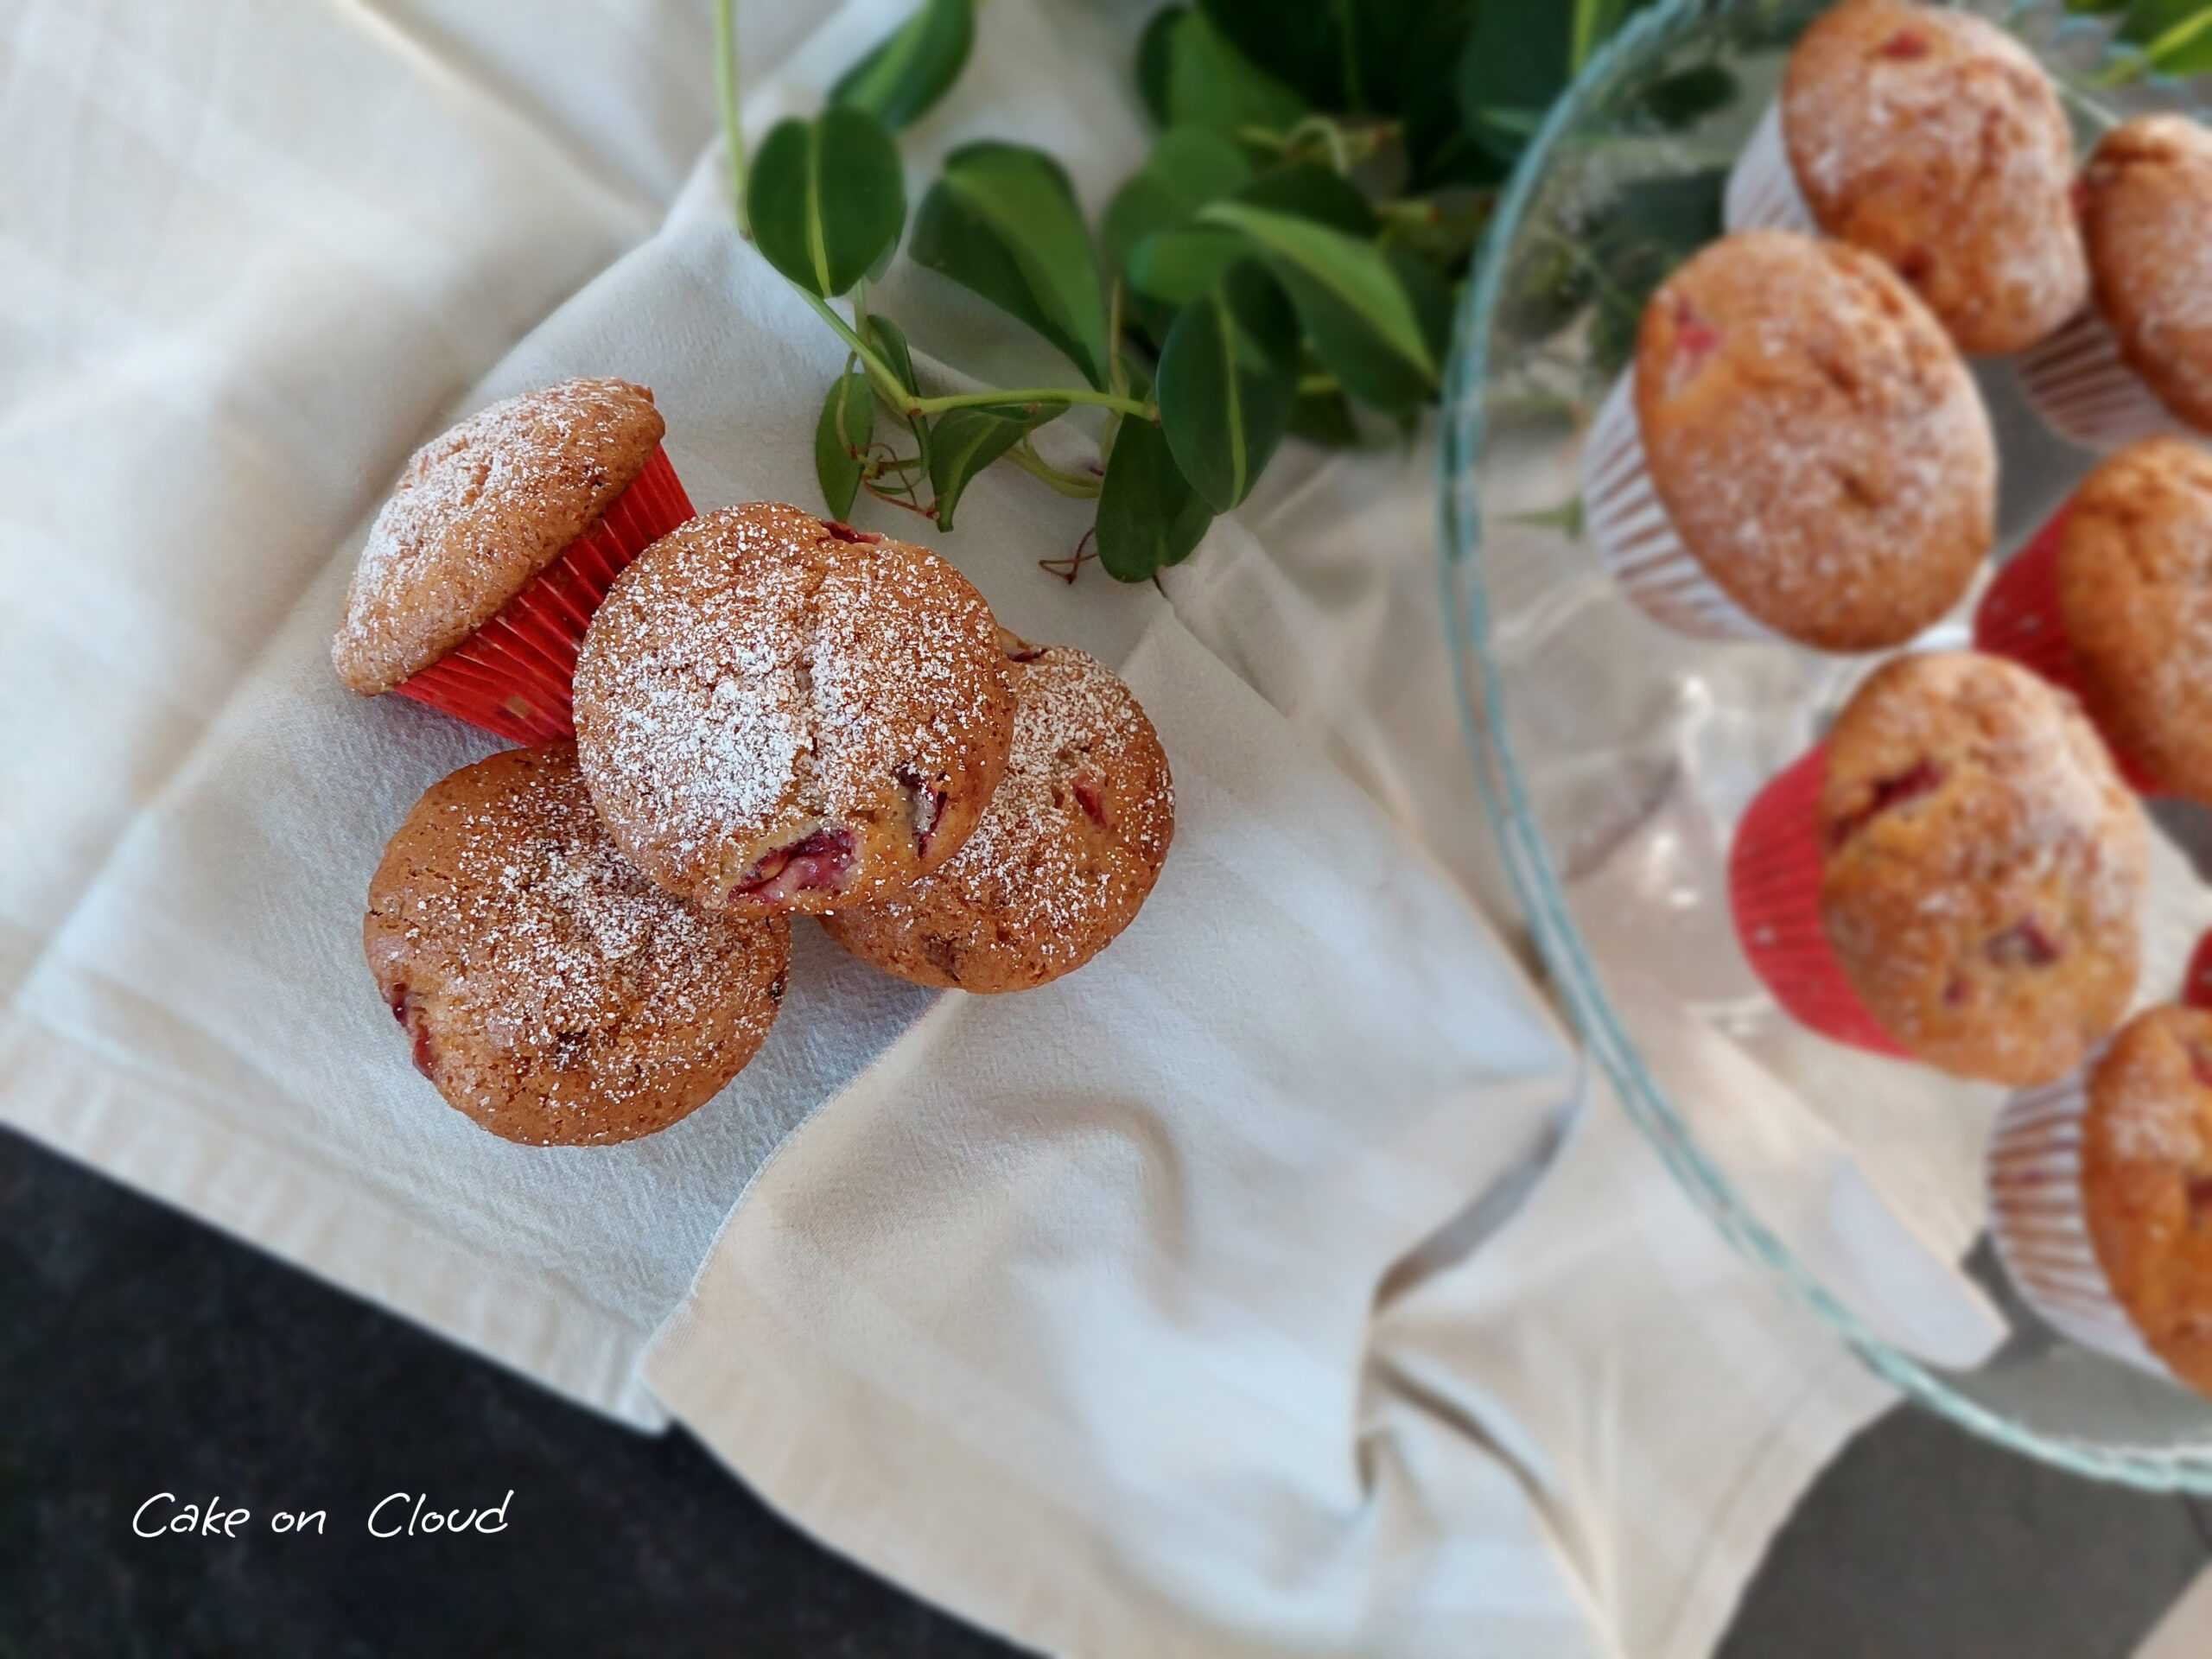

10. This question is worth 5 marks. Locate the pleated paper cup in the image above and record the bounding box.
[2012,307,2188,454]
[1582,372,1783,643]
[1724,101,1816,236]
[2185,930,2212,1013]
[1971,505,2163,792]
[391,445,694,746]
[1727,744,1911,1057]
[1986,1064,2174,1379]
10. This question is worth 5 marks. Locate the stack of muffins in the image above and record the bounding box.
[1581,0,2212,1395]
[335,378,1173,1149]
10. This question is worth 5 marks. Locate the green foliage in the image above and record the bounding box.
[2117,0,2212,73]
[814,370,875,518]
[1096,415,1214,582]
[830,0,975,132]
[749,111,906,297]
[911,143,1110,388]
[1157,260,1300,510]
[1157,8,1309,137]
[929,407,1044,531]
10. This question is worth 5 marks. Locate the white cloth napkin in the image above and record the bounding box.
[3,1,1904,1654]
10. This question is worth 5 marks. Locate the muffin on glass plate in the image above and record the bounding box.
[1726,0,2085,356]
[365,744,790,1147]
[574,503,1015,916]
[1977,436,2212,798]
[334,378,695,745]
[1582,229,1994,649]
[1729,652,2148,1085]
[1990,1002,2212,1395]
[2018,116,2212,451]
[824,639,1173,992]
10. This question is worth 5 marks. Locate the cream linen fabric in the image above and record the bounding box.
[3,1,1905,1654]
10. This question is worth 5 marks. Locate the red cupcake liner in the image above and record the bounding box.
[2185,930,2212,1013]
[1727,744,1911,1058]
[1971,508,2163,794]
[391,444,695,746]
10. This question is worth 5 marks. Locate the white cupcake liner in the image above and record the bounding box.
[1986,1066,2174,1379]
[1724,100,1816,236]
[2012,306,2190,453]
[1581,372,1783,643]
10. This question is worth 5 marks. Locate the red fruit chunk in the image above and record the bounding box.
[2188,1041,2212,1091]
[2187,1173,2212,1224]
[1665,299,1725,397]
[1878,29,1929,59]
[1986,918,2061,969]
[1071,772,1111,830]
[734,826,855,902]
[823,520,880,543]
[898,766,948,857]
[389,983,439,1081]
[1828,759,1945,849]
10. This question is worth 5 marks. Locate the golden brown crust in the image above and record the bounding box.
[572,504,1016,916]
[363,744,789,1146]
[1782,0,2085,355]
[2058,437,2212,804]
[1637,231,1994,651]
[334,378,664,696]
[823,646,1173,992]
[2081,116,2212,434]
[2082,1006,2212,1395]
[1817,652,2145,1085]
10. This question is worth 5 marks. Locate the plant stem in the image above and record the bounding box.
[714,0,747,238]
[913,387,1153,417]
[1004,439,1104,499]
[798,290,911,405]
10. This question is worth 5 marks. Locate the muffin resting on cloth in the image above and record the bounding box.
[573,503,1016,916]
[2082,1006,2212,1395]
[2079,115,2212,435]
[1782,0,2085,355]
[364,744,790,1146]
[1636,230,1994,652]
[824,642,1173,992]
[1817,652,2146,1086]
[2059,437,2212,804]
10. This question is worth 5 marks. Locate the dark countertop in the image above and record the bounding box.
[5,1124,2207,1659]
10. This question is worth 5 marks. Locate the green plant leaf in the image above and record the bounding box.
[1156,260,1299,510]
[1289,385,1362,447]
[750,111,906,298]
[814,371,876,519]
[1136,5,1186,125]
[866,314,930,471]
[1636,62,1737,129]
[830,0,975,131]
[928,406,1059,531]
[1096,416,1214,581]
[1103,128,1253,276]
[910,142,1110,387]
[1125,226,1246,305]
[1455,0,1572,161]
[2124,0,2212,71]
[1197,0,1344,106]
[1232,163,1379,236]
[1165,9,1309,137]
[1198,200,1438,410]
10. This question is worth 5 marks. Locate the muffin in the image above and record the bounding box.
[2053,437,2212,800]
[573,503,1015,915]
[2081,116,2212,434]
[1816,652,2146,1085]
[1618,231,1993,652]
[364,744,789,1146]
[1777,0,2085,355]
[2080,1007,2212,1392]
[334,378,694,746]
[823,641,1173,991]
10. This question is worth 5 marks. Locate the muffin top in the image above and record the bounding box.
[1818,652,2145,1085]
[2059,436,2212,802]
[823,643,1174,992]
[573,503,1015,915]
[1782,0,2085,355]
[2082,1005,2212,1395]
[363,744,790,1147]
[334,378,664,696]
[2080,116,2212,434]
[1636,231,1995,652]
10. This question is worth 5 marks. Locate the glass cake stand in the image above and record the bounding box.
[1440,0,2212,1488]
